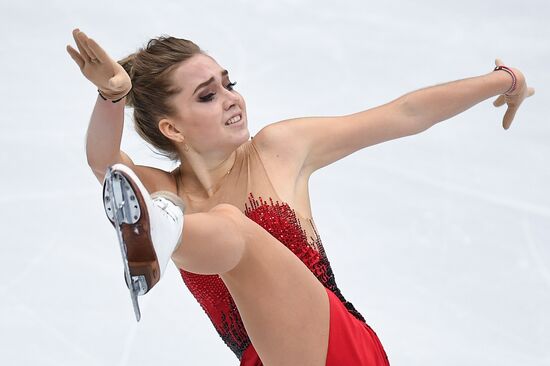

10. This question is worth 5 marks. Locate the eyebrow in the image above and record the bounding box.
[193,70,229,96]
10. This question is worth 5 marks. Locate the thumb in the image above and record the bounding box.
[67,45,85,69]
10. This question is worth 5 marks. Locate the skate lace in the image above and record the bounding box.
[153,197,181,223]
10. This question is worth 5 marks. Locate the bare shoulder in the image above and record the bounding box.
[253,121,309,178]
[252,122,313,216]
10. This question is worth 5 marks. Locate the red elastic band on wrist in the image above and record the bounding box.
[493,65,517,95]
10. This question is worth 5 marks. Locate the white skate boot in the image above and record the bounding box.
[102,163,185,321]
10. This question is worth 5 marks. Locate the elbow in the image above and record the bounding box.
[86,147,121,174]
[87,159,107,178]
[86,155,115,177]
[87,158,115,184]
[86,153,104,173]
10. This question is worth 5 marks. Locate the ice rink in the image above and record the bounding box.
[1,0,548,364]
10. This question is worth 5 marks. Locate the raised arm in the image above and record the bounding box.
[67,29,133,182]
[85,95,128,181]
[256,59,535,177]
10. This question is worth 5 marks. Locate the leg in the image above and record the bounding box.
[103,164,328,364]
[171,204,330,366]
[170,204,247,275]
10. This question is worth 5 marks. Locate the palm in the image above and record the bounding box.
[66,28,131,98]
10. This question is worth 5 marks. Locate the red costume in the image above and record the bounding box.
[177,139,389,365]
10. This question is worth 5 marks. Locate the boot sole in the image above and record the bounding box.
[103,165,160,294]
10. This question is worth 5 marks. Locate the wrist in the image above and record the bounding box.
[98,88,131,103]
[492,65,517,96]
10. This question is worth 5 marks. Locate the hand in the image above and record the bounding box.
[492,58,535,130]
[66,29,131,100]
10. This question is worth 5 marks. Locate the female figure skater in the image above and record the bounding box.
[67,29,534,366]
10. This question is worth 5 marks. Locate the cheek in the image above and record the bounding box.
[188,103,222,123]
[186,105,224,136]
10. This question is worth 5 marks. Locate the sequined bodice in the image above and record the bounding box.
[178,139,366,361]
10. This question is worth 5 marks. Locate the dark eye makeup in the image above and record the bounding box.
[199,81,237,102]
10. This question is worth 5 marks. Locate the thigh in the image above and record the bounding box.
[324,288,390,366]
[220,207,330,366]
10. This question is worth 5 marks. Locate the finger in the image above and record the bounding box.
[495,58,505,67]
[72,29,90,61]
[527,87,535,97]
[502,106,518,130]
[79,32,99,61]
[87,37,110,63]
[66,45,85,69]
[493,94,506,107]
[81,34,100,61]
[76,31,96,62]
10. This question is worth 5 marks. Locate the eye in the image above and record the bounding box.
[199,81,238,102]
[199,93,215,102]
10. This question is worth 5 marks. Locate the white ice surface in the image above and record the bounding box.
[0,0,549,365]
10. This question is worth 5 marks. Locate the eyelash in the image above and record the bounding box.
[199,81,237,102]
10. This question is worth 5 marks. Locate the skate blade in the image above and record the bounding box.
[103,166,161,321]
[103,170,141,225]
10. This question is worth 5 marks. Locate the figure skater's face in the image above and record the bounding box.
[163,53,249,156]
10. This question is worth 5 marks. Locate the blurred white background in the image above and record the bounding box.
[0,0,548,365]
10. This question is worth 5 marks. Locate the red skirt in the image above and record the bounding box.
[240,287,389,366]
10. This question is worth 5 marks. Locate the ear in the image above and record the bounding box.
[158,118,185,143]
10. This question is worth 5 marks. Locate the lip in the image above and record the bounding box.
[225,115,244,127]
[225,112,243,125]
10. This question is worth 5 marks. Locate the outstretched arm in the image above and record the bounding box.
[401,59,535,132]
[256,59,535,177]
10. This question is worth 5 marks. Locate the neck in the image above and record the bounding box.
[178,149,237,199]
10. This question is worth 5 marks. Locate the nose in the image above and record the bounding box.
[222,89,240,110]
